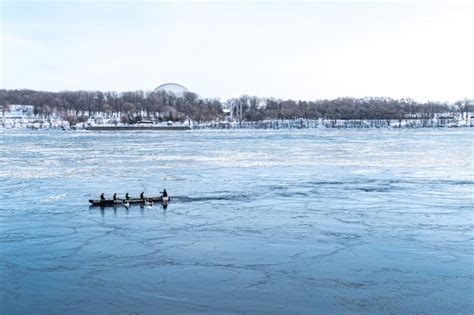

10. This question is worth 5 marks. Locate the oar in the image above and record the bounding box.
[116,197,130,207]
[140,197,152,206]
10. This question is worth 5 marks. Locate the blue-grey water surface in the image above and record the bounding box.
[0,128,473,314]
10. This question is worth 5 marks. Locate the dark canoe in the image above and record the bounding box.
[89,196,169,207]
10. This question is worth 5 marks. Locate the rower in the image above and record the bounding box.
[125,192,130,200]
[113,193,118,201]
[100,193,105,201]
[162,189,168,197]
[140,192,145,200]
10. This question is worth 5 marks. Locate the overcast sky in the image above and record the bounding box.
[1,0,473,102]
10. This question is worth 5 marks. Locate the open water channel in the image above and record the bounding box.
[0,128,473,314]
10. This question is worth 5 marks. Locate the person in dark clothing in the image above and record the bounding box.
[140,192,145,200]
[113,193,117,201]
[125,193,130,200]
[162,189,168,197]
[100,193,105,201]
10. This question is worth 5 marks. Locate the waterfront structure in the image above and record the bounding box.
[4,105,34,119]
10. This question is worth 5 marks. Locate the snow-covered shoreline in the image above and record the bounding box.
[2,109,472,130]
[1,118,473,130]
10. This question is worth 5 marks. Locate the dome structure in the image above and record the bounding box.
[152,83,189,97]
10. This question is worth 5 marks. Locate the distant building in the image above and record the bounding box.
[4,105,35,119]
[152,83,190,97]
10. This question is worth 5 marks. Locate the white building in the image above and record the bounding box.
[4,105,35,119]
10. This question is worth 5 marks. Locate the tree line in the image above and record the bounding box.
[0,89,223,124]
[1,89,472,124]
[229,95,473,121]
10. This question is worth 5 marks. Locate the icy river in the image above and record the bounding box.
[0,128,473,314]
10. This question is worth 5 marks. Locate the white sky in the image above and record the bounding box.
[1,0,473,102]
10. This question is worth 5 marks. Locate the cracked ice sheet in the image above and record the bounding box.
[0,128,473,314]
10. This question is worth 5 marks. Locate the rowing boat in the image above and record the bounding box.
[89,196,169,207]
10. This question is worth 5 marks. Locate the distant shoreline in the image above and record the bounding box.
[1,117,473,131]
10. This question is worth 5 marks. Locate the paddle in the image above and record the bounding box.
[119,198,130,207]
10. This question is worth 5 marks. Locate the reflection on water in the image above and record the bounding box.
[0,129,473,314]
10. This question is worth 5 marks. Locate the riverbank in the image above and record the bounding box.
[193,117,473,129]
[2,117,473,130]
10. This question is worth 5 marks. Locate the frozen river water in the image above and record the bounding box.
[1,128,473,314]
